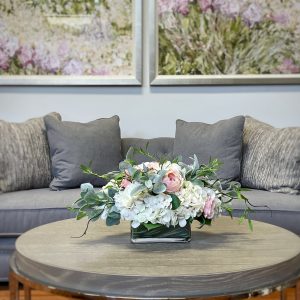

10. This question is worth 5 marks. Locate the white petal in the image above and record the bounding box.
[131,221,140,228]
[179,218,187,227]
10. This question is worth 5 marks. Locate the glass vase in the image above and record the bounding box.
[130,223,191,244]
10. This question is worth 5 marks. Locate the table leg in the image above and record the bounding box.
[296,279,300,300]
[24,286,31,300]
[9,272,19,300]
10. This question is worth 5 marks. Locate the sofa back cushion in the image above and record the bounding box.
[173,116,245,181]
[121,137,174,162]
[0,112,61,192]
[45,115,122,190]
[241,117,300,194]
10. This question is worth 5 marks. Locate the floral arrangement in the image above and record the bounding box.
[158,0,300,75]
[0,0,132,76]
[70,147,254,235]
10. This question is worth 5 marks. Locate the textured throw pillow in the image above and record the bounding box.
[174,116,245,181]
[241,117,300,194]
[44,115,122,190]
[0,112,61,192]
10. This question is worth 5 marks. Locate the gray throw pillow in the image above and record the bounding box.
[44,115,122,190]
[174,116,245,181]
[241,117,300,194]
[0,112,61,192]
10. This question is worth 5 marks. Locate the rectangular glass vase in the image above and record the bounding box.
[131,223,191,244]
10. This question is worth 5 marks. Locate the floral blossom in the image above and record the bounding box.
[271,12,290,26]
[199,0,213,12]
[220,1,240,18]
[120,178,131,189]
[0,49,9,70]
[3,36,19,57]
[17,46,33,67]
[63,59,84,75]
[277,59,300,74]
[203,196,216,219]
[243,3,262,27]
[72,147,254,233]
[162,168,184,193]
[40,55,61,74]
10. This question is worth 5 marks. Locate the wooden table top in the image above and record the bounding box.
[13,217,300,299]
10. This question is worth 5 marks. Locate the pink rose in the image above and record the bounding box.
[203,197,216,219]
[162,169,183,193]
[121,178,131,189]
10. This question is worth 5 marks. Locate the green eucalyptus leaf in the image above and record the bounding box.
[108,188,118,199]
[119,161,132,172]
[106,211,121,226]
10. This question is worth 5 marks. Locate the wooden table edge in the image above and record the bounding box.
[9,252,300,300]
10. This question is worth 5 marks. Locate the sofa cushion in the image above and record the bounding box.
[241,117,300,194]
[0,112,61,192]
[0,188,79,235]
[230,189,300,235]
[174,116,245,181]
[45,115,122,190]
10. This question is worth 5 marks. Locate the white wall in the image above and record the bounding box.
[0,2,299,138]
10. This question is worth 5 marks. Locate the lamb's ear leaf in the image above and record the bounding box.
[153,182,166,194]
[126,146,135,160]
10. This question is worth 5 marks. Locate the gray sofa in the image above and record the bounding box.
[0,137,299,282]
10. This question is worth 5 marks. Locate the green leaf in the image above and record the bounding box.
[248,218,253,232]
[170,194,181,210]
[153,182,166,194]
[106,211,121,226]
[119,161,132,172]
[145,180,153,189]
[129,184,147,197]
[108,188,118,199]
[143,223,163,231]
[239,215,245,224]
[76,211,86,220]
[126,146,135,160]
[192,154,199,171]
[191,179,204,187]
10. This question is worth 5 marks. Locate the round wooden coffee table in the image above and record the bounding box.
[9,217,300,300]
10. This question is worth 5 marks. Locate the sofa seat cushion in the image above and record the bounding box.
[0,188,80,236]
[231,189,300,234]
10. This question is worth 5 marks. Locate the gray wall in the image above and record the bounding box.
[0,2,299,138]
